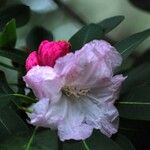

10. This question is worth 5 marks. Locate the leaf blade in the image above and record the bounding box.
[115,29,150,59]
[98,15,124,33]
[0,19,16,48]
[69,23,103,51]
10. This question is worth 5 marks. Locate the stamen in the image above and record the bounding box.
[62,86,89,98]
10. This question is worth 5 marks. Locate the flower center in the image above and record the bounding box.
[62,86,89,98]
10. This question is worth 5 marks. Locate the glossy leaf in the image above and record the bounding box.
[26,26,53,50]
[114,134,135,150]
[69,23,103,51]
[121,62,150,93]
[117,85,150,120]
[0,19,16,48]
[98,16,124,34]
[0,4,30,30]
[0,129,58,150]
[64,131,122,150]
[115,29,150,59]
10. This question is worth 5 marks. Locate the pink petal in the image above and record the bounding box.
[23,65,63,100]
[55,40,122,89]
[27,98,50,127]
[38,40,70,67]
[91,74,126,103]
[57,96,93,141]
[80,97,119,137]
[25,51,39,71]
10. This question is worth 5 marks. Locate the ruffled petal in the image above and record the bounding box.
[38,40,70,67]
[54,40,122,88]
[91,74,126,103]
[27,97,68,129]
[27,98,50,127]
[23,65,63,100]
[25,51,39,71]
[57,95,93,141]
[27,95,93,141]
[80,97,118,137]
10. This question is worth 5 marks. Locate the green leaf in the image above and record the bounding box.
[98,16,124,34]
[26,26,53,50]
[0,106,29,140]
[0,70,13,94]
[0,71,29,140]
[114,134,135,150]
[0,129,58,150]
[0,70,14,109]
[121,62,150,93]
[0,4,30,30]
[117,85,150,120]
[0,19,16,48]
[64,131,122,150]
[69,23,103,51]
[0,48,27,64]
[0,61,17,70]
[115,29,150,59]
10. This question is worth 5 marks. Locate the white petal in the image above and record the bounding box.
[23,65,63,101]
[54,40,122,89]
[80,97,118,137]
[90,74,126,103]
[57,96,93,141]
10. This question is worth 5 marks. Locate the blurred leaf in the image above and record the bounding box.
[0,71,29,140]
[69,23,103,51]
[64,131,122,150]
[0,48,27,64]
[26,26,53,50]
[0,70,14,109]
[115,29,150,60]
[0,70,13,93]
[0,19,16,48]
[119,118,150,150]
[0,106,29,140]
[114,134,135,150]
[0,129,58,150]
[29,129,58,150]
[0,4,30,30]
[0,61,17,70]
[129,0,150,12]
[98,16,124,34]
[117,85,150,120]
[121,62,150,93]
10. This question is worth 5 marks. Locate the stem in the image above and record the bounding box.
[82,140,90,150]
[117,101,150,105]
[54,0,86,25]
[58,137,63,150]
[25,127,38,150]
[13,93,36,103]
[18,106,32,113]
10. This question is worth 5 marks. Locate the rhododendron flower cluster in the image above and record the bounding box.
[23,40,126,141]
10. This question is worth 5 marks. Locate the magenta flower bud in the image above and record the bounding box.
[25,40,71,71]
[38,40,71,67]
[25,51,39,71]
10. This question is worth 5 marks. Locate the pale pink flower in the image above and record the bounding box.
[24,40,126,141]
